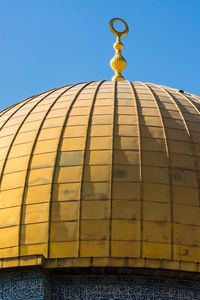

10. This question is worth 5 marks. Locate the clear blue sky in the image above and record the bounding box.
[0,0,200,110]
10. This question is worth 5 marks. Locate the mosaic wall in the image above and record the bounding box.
[51,274,200,300]
[0,268,200,299]
[0,268,50,300]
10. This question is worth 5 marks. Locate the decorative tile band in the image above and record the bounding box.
[0,269,49,300]
[0,268,200,299]
[51,275,200,299]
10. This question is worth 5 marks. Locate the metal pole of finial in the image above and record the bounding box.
[109,18,129,81]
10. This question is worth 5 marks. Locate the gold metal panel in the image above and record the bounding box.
[0,125,18,137]
[22,203,49,224]
[56,166,82,183]
[88,137,112,150]
[111,220,140,240]
[31,152,56,169]
[81,201,109,219]
[0,226,18,248]
[114,137,139,150]
[42,118,64,129]
[113,165,140,181]
[67,115,88,125]
[9,142,33,158]
[93,106,113,114]
[20,121,41,132]
[174,244,200,262]
[1,171,26,190]
[115,125,138,136]
[0,206,20,227]
[143,183,170,203]
[117,106,136,115]
[139,101,157,108]
[28,167,53,186]
[4,156,29,173]
[33,104,53,113]
[89,125,112,137]
[143,151,168,167]
[139,107,159,116]
[73,100,92,107]
[63,126,86,138]
[21,223,48,244]
[81,220,109,240]
[84,165,110,181]
[13,131,37,145]
[174,223,200,246]
[143,202,170,222]
[143,166,169,184]
[114,150,139,165]
[111,241,140,257]
[20,244,47,256]
[143,221,171,243]
[52,183,80,201]
[0,146,7,160]
[25,184,51,204]
[91,115,113,125]
[168,140,193,155]
[50,221,78,241]
[0,135,13,148]
[140,116,162,127]
[164,118,184,130]
[85,150,111,165]
[38,127,61,141]
[172,168,197,187]
[112,200,140,219]
[0,188,23,208]
[0,247,18,258]
[51,202,79,221]
[47,109,67,118]
[141,126,164,139]
[112,182,140,200]
[61,137,85,151]
[80,241,109,257]
[50,241,78,258]
[116,115,137,125]
[171,153,195,169]
[82,182,110,200]
[166,128,189,141]
[173,186,199,206]
[34,139,59,154]
[142,137,166,152]
[4,116,24,126]
[174,204,200,225]
[143,242,171,259]
[59,151,83,166]
[70,107,90,115]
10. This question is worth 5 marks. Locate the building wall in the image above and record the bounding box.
[51,274,200,300]
[0,268,200,299]
[0,268,50,299]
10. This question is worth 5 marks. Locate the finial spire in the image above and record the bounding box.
[109,18,129,81]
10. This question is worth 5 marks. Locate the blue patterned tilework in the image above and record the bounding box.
[51,275,200,300]
[1,269,200,299]
[0,269,49,300]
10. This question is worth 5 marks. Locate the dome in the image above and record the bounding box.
[0,80,200,272]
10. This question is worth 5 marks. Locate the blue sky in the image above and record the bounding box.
[0,0,200,110]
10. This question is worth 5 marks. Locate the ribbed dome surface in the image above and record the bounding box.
[0,81,200,270]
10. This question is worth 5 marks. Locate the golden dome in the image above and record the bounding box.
[0,80,200,272]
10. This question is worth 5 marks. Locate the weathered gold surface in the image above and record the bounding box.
[109,18,129,81]
[0,81,200,272]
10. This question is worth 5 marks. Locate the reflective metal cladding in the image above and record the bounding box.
[0,80,200,272]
